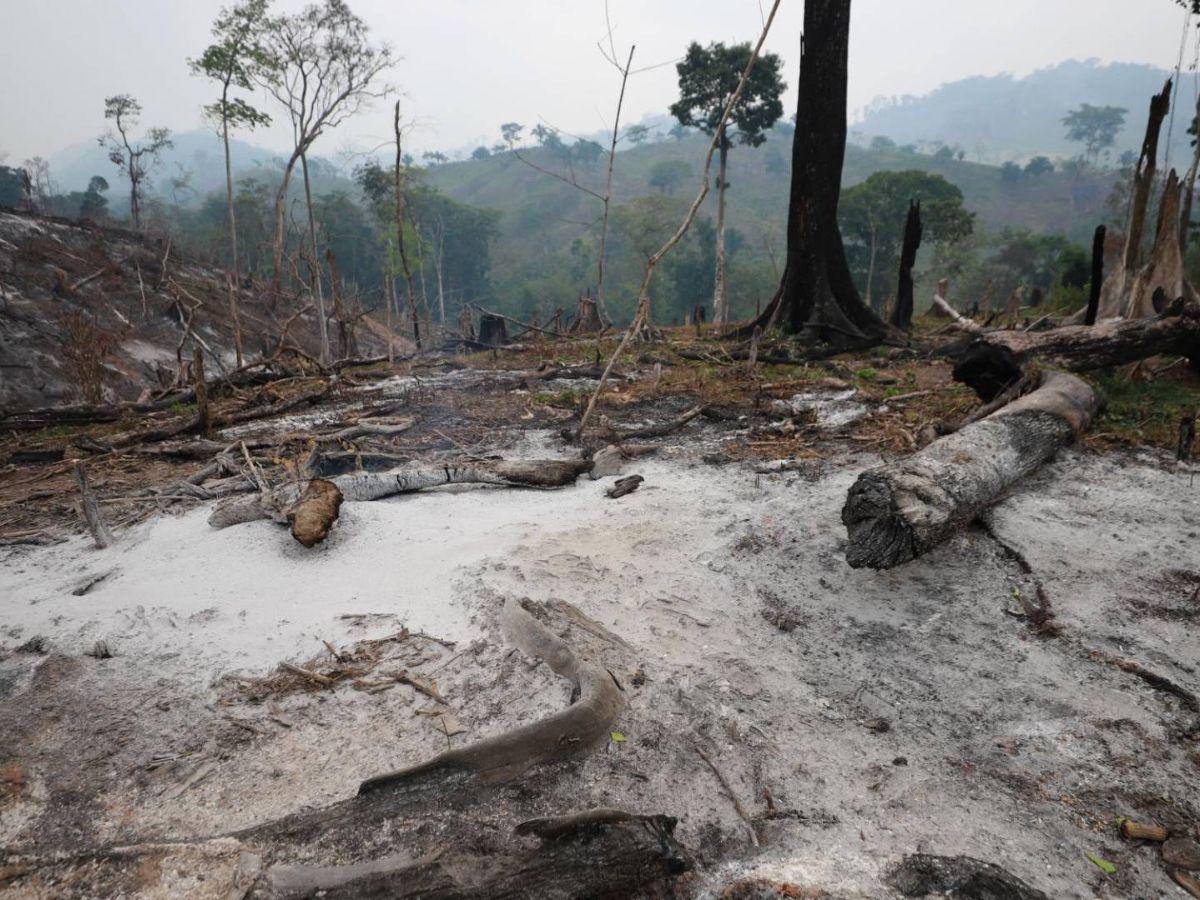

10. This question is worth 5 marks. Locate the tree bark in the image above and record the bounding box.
[713,138,730,325]
[300,151,331,366]
[208,459,593,530]
[890,200,922,331]
[749,0,886,347]
[1125,169,1189,319]
[1085,224,1106,326]
[222,112,244,368]
[394,102,421,350]
[1096,79,1172,319]
[955,301,1200,383]
[73,461,112,549]
[842,372,1101,569]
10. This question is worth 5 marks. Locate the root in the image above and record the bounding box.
[358,596,624,793]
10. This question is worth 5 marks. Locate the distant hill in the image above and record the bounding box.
[47,130,283,198]
[424,128,1115,321]
[853,59,1195,165]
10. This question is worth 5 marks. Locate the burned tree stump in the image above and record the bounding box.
[478,314,509,347]
[890,199,922,331]
[570,295,603,333]
[606,475,644,499]
[73,460,111,549]
[842,372,1101,569]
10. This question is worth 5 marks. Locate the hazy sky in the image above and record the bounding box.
[0,0,1192,164]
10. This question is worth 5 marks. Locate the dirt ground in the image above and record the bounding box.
[1,348,1199,898]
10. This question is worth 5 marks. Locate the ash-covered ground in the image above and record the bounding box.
[1,430,1197,898]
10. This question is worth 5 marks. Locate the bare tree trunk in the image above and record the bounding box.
[393,102,421,350]
[1180,94,1200,254]
[300,151,331,365]
[595,45,635,328]
[890,200,922,331]
[383,260,395,364]
[865,220,877,309]
[435,224,446,326]
[222,114,243,367]
[843,372,1100,569]
[129,170,141,230]
[269,158,299,306]
[713,139,730,325]
[1097,79,1172,319]
[749,0,886,346]
[1085,224,1105,326]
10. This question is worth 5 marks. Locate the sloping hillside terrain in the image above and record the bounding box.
[0,210,390,412]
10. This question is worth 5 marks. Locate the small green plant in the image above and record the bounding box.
[855,367,878,382]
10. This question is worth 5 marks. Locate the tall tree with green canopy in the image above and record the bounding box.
[255,0,393,364]
[1062,104,1127,166]
[670,40,784,324]
[839,170,974,309]
[190,0,272,366]
[99,95,173,229]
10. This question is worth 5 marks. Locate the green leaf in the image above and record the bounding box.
[610,731,626,743]
[1086,853,1116,875]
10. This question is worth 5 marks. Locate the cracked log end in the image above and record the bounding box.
[842,473,917,570]
[287,479,343,547]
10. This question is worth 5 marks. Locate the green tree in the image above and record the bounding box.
[1062,104,1127,165]
[99,95,173,228]
[255,0,394,363]
[648,159,691,195]
[471,146,491,160]
[190,0,272,364]
[0,166,23,208]
[1024,155,1054,176]
[670,40,784,324]
[838,170,974,309]
[79,176,109,220]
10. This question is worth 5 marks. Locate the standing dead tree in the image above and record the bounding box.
[890,200,922,331]
[255,0,393,361]
[99,95,173,230]
[574,0,783,439]
[190,0,272,368]
[393,102,422,350]
[1095,80,1172,319]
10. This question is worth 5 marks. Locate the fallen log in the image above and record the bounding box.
[842,372,1101,569]
[208,458,593,530]
[286,479,343,547]
[954,302,1200,396]
[606,474,644,499]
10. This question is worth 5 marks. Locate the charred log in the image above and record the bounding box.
[954,301,1200,381]
[842,372,1101,569]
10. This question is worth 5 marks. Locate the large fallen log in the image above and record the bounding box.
[208,458,593,530]
[953,302,1200,399]
[842,372,1101,569]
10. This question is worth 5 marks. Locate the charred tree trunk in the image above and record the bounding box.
[1096,79,1172,319]
[890,200,922,331]
[713,138,730,325]
[569,295,603,333]
[954,301,1200,384]
[842,372,1101,569]
[1085,224,1106,326]
[478,314,509,347]
[1126,169,1188,318]
[751,0,886,347]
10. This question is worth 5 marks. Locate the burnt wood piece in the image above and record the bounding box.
[890,200,922,331]
[842,372,1101,569]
